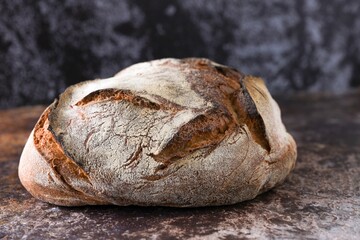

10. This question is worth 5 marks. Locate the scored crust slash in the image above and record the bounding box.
[18,58,297,207]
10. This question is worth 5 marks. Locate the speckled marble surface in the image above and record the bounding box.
[0,92,359,239]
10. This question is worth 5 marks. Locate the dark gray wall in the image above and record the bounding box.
[1,0,360,108]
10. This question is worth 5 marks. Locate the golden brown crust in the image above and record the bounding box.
[34,108,89,180]
[180,59,270,152]
[25,107,108,205]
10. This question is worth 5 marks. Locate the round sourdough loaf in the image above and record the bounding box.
[19,58,297,207]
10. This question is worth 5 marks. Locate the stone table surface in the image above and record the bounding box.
[0,92,359,240]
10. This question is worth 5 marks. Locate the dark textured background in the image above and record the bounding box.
[1,0,360,108]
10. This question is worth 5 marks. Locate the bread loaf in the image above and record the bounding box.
[18,58,297,207]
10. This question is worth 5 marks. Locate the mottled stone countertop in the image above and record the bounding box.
[0,92,359,239]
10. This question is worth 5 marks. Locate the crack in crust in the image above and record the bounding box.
[121,145,143,169]
[234,78,271,153]
[75,88,184,112]
[151,110,233,165]
[33,107,105,203]
[34,108,90,184]
[182,59,271,153]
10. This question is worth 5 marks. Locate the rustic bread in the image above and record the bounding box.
[18,58,297,207]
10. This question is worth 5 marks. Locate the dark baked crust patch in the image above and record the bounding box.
[181,58,271,152]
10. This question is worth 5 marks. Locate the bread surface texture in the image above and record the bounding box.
[19,58,297,207]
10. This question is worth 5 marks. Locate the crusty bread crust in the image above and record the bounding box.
[19,58,296,207]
